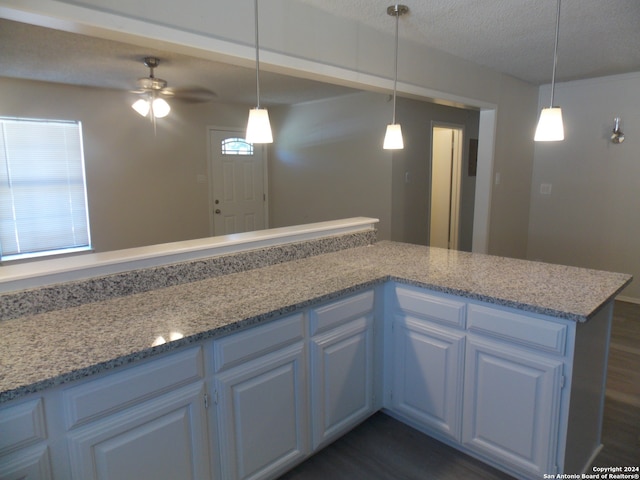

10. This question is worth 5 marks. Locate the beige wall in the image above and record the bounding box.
[1,0,540,258]
[0,77,247,252]
[269,92,393,240]
[528,72,640,301]
[488,77,539,258]
[391,98,479,249]
[269,93,479,244]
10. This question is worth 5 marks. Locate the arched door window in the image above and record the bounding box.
[221,138,253,155]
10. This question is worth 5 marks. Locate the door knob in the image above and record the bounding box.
[215,209,221,214]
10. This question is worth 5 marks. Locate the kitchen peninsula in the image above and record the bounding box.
[0,218,632,480]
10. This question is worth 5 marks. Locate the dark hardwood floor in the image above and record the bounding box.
[593,300,640,468]
[279,301,640,479]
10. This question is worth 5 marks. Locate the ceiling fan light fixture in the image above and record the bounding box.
[151,97,171,118]
[132,56,171,122]
[132,98,150,117]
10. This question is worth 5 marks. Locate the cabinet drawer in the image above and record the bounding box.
[394,285,466,329]
[214,313,304,372]
[310,290,374,336]
[63,346,204,429]
[467,304,567,355]
[0,398,47,455]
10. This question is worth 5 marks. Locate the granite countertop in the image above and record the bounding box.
[0,241,632,403]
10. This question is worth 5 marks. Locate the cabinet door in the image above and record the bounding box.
[390,316,465,441]
[0,445,52,480]
[310,315,374,449]
[67,382,210,480]
[215,342,308,480]
[462,335,563,478]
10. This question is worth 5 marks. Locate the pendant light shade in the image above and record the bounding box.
[246,0,273,144]
[383,124,404,149]
[383,4,408,150]
[535,0,564,142]
[246,108,273,143]
[535,107,564,141]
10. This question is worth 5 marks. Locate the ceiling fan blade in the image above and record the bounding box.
[163,87,217,103]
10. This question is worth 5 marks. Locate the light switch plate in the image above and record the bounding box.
[540,183,552,195]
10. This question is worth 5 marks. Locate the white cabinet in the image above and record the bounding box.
[64,346,210,480]
[462,335,563,478]
[0,398,52,480]
[213,314,308,480]
[390,316,465,441]
[463,304,567,478]
[67,382,210,480]
[309,291,376,450]
[387,285,466,441]
[386,283,572,480]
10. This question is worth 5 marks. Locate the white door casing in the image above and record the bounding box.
[430,125,463,250]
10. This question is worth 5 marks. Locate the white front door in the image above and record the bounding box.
[208,129,267,236]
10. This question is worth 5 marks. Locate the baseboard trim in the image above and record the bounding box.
[616,295,640,305]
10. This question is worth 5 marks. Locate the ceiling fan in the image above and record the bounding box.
[131,56,216,119]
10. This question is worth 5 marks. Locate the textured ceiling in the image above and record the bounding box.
[0,19,360,106]
[1,0,640,106]
[297,0,640,84]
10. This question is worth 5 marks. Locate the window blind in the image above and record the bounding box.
[0,118,91,260]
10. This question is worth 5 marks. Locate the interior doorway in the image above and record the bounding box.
[430,124,463,250]
[208,128,268,236]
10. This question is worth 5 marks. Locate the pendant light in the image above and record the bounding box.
[535,0,564,142]
[383,4,408,150]
[245,0,273,143]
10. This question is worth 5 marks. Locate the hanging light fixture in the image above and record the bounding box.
[535,0,564,142]
[383,4,408,150]
[245,0,273,143]
[131,57,171,122]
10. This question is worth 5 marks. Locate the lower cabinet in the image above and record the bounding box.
[0,397,52,480]
[214,341,308,480]
[462,335,563,478]
[66,382,210,480]
[309,291,375,450]
[213,290,377,479]
[0,445,52,480]
[212,313,309,480]
[386,283,571,480]
[390,316,465,442]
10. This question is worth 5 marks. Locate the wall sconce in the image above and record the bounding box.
[611,117,625,144]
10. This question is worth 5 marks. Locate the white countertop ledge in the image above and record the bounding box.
[0,217,379,293]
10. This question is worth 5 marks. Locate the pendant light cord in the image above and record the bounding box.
[254,0,261,109]
[392,8,399,124]
[549,0,561,107]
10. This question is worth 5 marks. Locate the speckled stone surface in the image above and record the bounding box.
[0,230,376,321]
[0,241,632,404]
